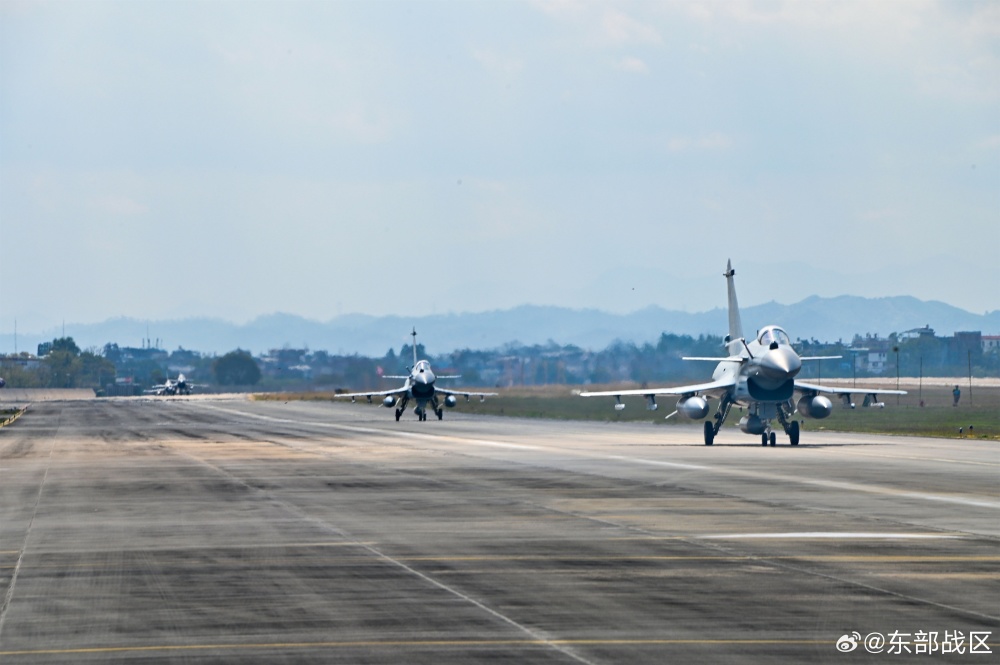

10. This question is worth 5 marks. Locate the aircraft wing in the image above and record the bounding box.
[333,387,410,399]
[579,376,737,398]
[794,381,907,396]
[435,387,499,398]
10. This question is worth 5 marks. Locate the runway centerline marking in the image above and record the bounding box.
[698,532,963,540]
[0,637,833,657]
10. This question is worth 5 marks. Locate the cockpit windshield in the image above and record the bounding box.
[414,360,431,373]
[758,327,790,347]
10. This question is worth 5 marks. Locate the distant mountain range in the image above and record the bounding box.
[3,296,998,357]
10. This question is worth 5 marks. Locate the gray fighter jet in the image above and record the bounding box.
[581,260,906,445]
[144,373,195,396]
[334,329,498,421]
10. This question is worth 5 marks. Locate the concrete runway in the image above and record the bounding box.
[1,397,996,663]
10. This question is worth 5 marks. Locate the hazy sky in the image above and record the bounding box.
[2,0,997,336]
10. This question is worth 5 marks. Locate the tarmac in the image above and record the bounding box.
[0,397,996,663]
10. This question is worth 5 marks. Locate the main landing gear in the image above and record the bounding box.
[776,405,800,446]
[703,398,801,447]
[395,396,409,421]
[703,395,734,445]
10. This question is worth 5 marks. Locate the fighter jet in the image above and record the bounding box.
[334,329,498,421]
[144,373,195,396]
[580,260,906,446]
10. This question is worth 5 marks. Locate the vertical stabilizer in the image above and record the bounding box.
[725,260,743,342]
[411,328,418,366]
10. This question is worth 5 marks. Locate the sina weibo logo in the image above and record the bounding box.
[836,632,861,652]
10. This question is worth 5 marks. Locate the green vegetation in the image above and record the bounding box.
[810,385,1000,439]
[0,337,116,389]
[213,349,261,386]
[259,383,1000,440]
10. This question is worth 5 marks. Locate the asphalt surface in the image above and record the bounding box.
[1,397,997,663]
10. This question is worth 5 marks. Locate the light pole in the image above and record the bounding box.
[893,346,900,405]
[968,349,973,406]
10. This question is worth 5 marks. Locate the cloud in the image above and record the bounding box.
[601,9,662,45]
[616,56,648,73]
[528,0,586,19]
[324,105,399,144]
[916,55,1000,103]
[975,135,1000,151]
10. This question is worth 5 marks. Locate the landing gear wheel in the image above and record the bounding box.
[769,432,777,446]
[395,409,401,422]
[703,421,715,446]
[436,408,443,420]
[761,433,768,446]
[788,420,800,446]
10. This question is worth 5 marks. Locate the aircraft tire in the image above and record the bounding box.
[436,409,443,420]
[395,409,401,422]
[789,420,800,446]
[769,432,777,446]
[703,421,714,446]
[761,433,768,446]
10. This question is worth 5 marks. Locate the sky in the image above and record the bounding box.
[1,0,998,339]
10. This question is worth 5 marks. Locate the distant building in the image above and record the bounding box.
[899,325,935,341]
[1,354,42,370]
[982,335,1000,355]
[849,334,891,374]
[952,331,982,364]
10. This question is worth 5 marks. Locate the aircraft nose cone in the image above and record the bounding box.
[760,348,801,380]
[414,370,435,386]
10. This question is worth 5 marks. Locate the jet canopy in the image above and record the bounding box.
[758,326,791,347]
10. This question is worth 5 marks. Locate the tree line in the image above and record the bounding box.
[1,339,259,391]
[2,331,995,393]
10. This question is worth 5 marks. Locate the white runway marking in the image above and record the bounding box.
[190,403,999,512]
[700,532,963,540]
